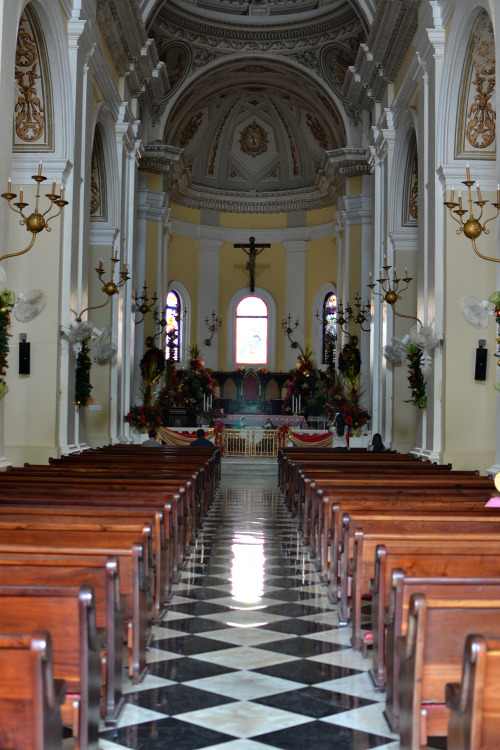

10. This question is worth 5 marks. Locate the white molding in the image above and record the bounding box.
[170,219,335,244]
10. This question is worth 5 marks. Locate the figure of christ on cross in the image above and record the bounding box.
[234,237,271,293]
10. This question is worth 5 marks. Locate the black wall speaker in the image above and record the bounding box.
[19,341,30,375]
[474,347,487,381]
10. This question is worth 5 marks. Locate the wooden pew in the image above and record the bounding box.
[380,560,500,733]
[342,511,500,634]
[0,553,124,725]
[446,634,500,750]
[0,584,101,750]
[396,591,500,750]
[371,545,500,691]
[348,532,500,650]
[0,630,65,750]
[0,528,149,684]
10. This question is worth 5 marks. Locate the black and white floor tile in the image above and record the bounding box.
[98,467,442,750]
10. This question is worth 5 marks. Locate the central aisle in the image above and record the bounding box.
[100,466,401,750]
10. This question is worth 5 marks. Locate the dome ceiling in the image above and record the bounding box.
[164,62,346,194]
[148,0,367,211]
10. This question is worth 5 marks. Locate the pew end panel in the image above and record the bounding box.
[446,634,500,750]
[0,630,66,750]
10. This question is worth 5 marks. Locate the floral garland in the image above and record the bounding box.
[0,289,15,401]
[75,337,93,408]
[406,343,427,408]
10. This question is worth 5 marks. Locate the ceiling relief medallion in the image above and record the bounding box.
[239,121,269,158]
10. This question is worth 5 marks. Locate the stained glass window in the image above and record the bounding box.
[236,296,268,365]
[165,290,181,362]
[323,292,337,364]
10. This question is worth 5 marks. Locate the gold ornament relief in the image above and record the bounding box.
[465,14,496,150]
[239,121,269,158]
[14,15,45,143]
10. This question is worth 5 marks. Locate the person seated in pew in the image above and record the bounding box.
[190,428,214,447]
[367,433,385,452]
[141,429,162,447]
[331,414,348,452]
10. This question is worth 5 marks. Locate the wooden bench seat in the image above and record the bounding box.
[446,634,500,750]
[0,630,65,750]
[0,553,125,725]
[381,565,500,734]
[0,584,101,750]
[396,591,500,750]
[317,492,493,592]
[348,532,500,650]
[0,528,149,684]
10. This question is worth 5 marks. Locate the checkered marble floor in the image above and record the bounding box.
[99,470,445,750]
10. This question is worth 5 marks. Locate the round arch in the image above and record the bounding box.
[312,282,336,367]
[227,287,277,371]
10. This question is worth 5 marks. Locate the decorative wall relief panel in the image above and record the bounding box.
[13,9,52,150]
[403,132,418,226]
[160,43,190,97]
[90,127,107,221]
[456,10,496,158]
[320,45,354,100]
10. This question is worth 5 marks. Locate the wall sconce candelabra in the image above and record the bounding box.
[204,311,222,346]
[134,282,158,324]
[444,163,500,264]
[146,304,187,350]
[0,162,68,262]
[281,313,299,348]
[368,262,420,324]
[76,252,129,322]
[334,294,370,334]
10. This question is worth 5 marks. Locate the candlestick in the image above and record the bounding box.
[497,184,500,204]
[466,162,470,181]
[38,161,42,176]
[450,185,455,202]
[458,192,462,209]
[476,183,482,201]
[51,179,56,195]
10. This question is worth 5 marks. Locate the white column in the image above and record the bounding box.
[283,239,306,371]
[198,239,221,369]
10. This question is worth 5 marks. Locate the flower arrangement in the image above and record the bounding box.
[282,346,327,417]
[176,344,217,412]
[324,342,370,431]
[125,402,163,430]
[406,343,427,408]
[0,289,15,401]
[140,346,165,403]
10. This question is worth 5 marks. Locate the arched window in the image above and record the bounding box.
[236,296,268,365]
[323,292,337,364]
[165,290,181,362]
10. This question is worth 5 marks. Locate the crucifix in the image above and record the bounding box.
[234,236,270,293]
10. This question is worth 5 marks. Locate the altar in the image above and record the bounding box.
[220,413,308,429]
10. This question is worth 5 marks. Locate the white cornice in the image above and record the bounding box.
[170,219,335,244]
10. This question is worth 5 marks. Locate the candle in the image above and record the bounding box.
[497,184,500,203]
[99,257,104,269]
[450,184,455,202]
[19,186,23,202]
[466,162,470,180]
[59,186,64,199]
[51,179,56,195]
[369,272,372,281]
[458,191,462,209]
[38,160,42,176]
[404,267,408,276]
[476,183,482,201]
[7,178,11,193]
